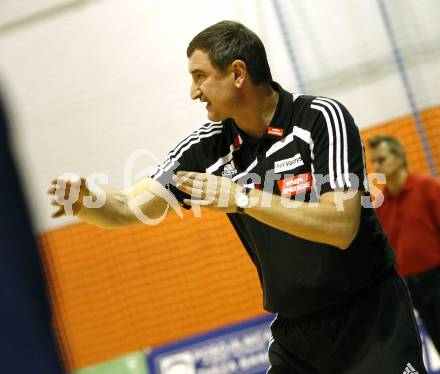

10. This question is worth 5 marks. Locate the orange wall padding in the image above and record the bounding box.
[38,210,264,371]
[38,105,440,371]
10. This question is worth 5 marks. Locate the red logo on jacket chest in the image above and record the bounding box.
[277,172,313,196]
[267,127,284,137]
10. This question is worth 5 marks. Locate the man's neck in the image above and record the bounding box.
[233,84,279,140]
[386,168,408,197]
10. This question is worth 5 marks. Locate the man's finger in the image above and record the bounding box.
[173,175,192,187]
[176,171,194,177]
[177,182,213,201]
[183,198,210,206]
[176,183,203,196]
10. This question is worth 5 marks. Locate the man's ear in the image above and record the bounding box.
[231,59,246,88]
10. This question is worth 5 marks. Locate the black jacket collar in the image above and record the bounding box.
[230,81,294,142]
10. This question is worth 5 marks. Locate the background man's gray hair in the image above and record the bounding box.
[368,135,408,169]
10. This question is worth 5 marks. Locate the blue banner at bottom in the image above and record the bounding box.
[147,315,273,374]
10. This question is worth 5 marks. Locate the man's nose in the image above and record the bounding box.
[190,82,201,100]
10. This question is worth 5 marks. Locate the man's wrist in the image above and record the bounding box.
[235,186,264,214]
[235,186,251,214]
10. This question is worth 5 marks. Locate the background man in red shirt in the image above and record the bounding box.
[369,135,440,353]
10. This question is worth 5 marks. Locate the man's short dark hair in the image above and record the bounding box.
[187,20,272,85]
[368,135,408,168]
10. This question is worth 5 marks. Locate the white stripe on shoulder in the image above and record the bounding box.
[152,122,222,178]
[311,102,336,189]
[153,129,222,180]
[172,122,222,154]
[317,97,350,187]
[161,122,222,167]
[314,99,344,188]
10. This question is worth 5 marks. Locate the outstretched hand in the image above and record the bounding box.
[173,171,242,213]
[47,176,89,218]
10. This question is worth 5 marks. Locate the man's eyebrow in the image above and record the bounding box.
[189,69,205,75]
